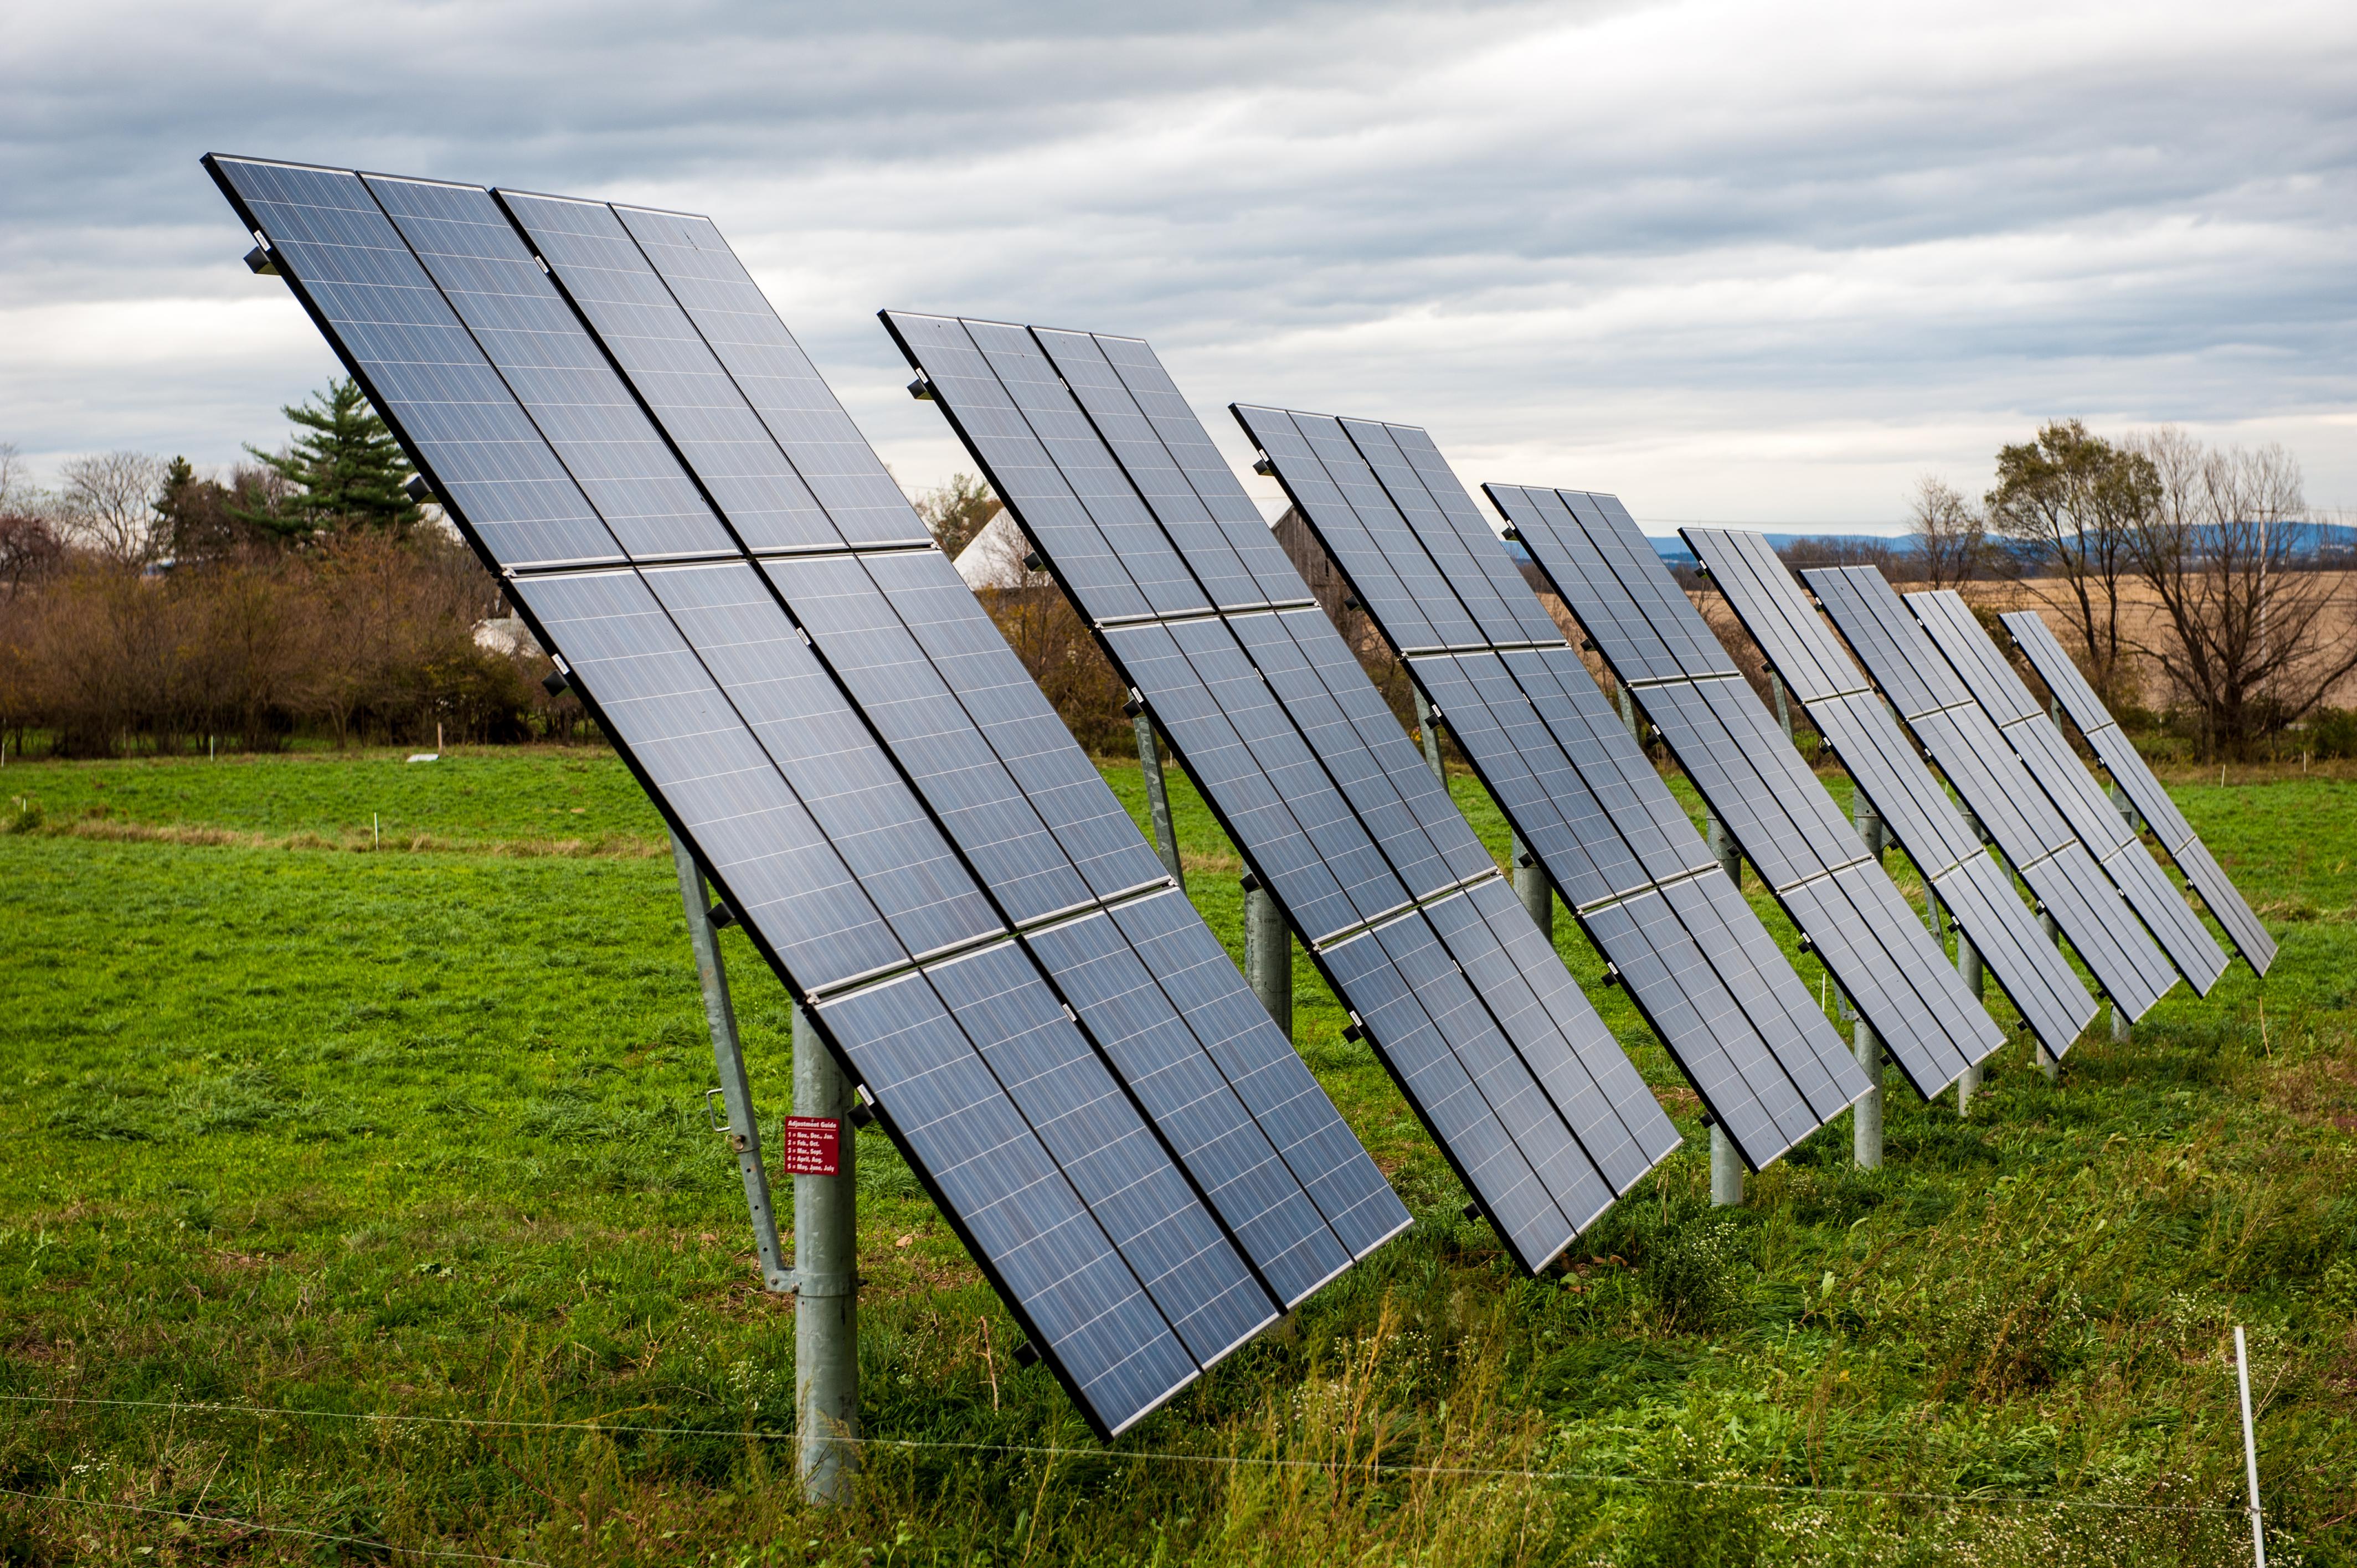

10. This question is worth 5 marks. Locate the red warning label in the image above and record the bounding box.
[780,1115,841,1175]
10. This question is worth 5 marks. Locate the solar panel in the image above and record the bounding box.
[209,154,1406,1439]
[886,312,1682,1272]
[1683,529,2098,1058]
[1488,486,2002,1097]
[1909,593,2231,995]
[1807,567,2180,1023]
[2002,613,2273,973]
[1233,405,1871,1174]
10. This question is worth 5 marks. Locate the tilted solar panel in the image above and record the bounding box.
[1909,594,2231,996]
[1233,405,1869,1173]
[2002,613,2273,974]
[208,154,1405,1438]
[886,312,1683,1272]
[1806,567,2179,1024]
[1487,487,2001,1098]
[1682,529,2097,1057]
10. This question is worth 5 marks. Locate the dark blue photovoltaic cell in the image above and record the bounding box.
[1160,617,1409,931]
[1223,612,1463,901]
[1100,620,1361,943]
[2009,611,2273,972]
[1493,485,1998,1097]
[1912,592,2227,993]
[920,942,1275,1365]
[495,189,842,554]
[1269,612,1499,888]
[815,968,1195,1435]
[612,204,931,548]
[860,548,1170,902]
[1316,923,1577,1265]
[1033,329,1268,612]
[889,312,1677,1268]
[1105,890,1409,1259]
[1384,426,1564,647]
[1231,408,1441,647]
[884,313,1158,622]
[964,319,1212,622]
[1090,336,1309,607]
[1289,413,1487,649]
[1022,909,1353,1306]
[207,158,622,570]
[364,177,738,563]
[1808,568,2181,1019]
[1337,419,1530,648]
[761,553,1095,926]
[506,569,906,990]
[637,560,1006,961]
[222,163,1388,1445]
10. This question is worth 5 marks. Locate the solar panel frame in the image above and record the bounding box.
[1682,528,2098,1057]
[1910,594,2231,994]
[207,154,1411,1440]
[886,311,1681,1268]
[1489,484,2002,1097]
[1232,404,1873,1171]
[2006,607,2272,972]
[1807,566,2181,1022]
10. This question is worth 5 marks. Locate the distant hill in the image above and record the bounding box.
[1642,522,2356,572]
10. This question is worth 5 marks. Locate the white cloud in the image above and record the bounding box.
[1,0,2351,517]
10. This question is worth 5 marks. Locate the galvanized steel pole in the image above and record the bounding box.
[2237,1325,2268,1568]
[1956,933,1984,1115]
[794,1000,858,1505]
[1414,689,1444,780]
[1133,710,1185,891]
[1511,831,1551,941]
[1246,886,1293,1035]
[1705,809,1744,1206]
[670,833,789,1292]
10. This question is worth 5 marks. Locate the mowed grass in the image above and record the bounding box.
[2,746,2354,1566]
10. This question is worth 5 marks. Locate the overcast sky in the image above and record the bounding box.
[3,0,2351,532]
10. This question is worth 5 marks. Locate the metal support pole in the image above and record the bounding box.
[2111,998,2131,1045]
[2237,1325,2268,1568]
[1707,812,1740,888]
[1510,831,1552,941]
[1246,886,1293,1036]
[1414,689,1444,781]
[1133,711,1185,891]
[670,832,789,1292]
[1957,933,1984,1115]
[1852,1020,1883,1169]
[794,1000,858,1505]
[1852,786,1884,861]
[1772,672,1794,745]
[2039,906,2061,1083]
[1710,1123,1743,1207]
[1619,682,1641,747]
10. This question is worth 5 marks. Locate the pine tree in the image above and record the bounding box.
[239,379,421,539]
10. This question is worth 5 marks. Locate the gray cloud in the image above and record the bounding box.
[2,0,2351,526]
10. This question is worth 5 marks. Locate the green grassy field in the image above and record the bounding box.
[1,746,2352,1566]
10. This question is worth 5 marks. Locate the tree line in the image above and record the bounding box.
[0,382,577,757]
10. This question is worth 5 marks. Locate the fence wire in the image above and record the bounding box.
[1,1391,2243,1519]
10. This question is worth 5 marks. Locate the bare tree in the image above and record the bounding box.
[55,451,168,565]
[2122,429,2355,760]
[0,443,30,514]
[0,513,63,600]
[1986,420,2155,700]
[1909,476,1985,590]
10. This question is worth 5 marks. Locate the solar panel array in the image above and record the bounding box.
[885,314,1684,1274]
[2003,613,2274,974]
[1807,568,2179,1022]
[1232,407,1867,1173]
[1681,529,2097,1056]
[208,154,1412,1440]
[1486,488,2000,1097]
[1910,592,2231,995]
